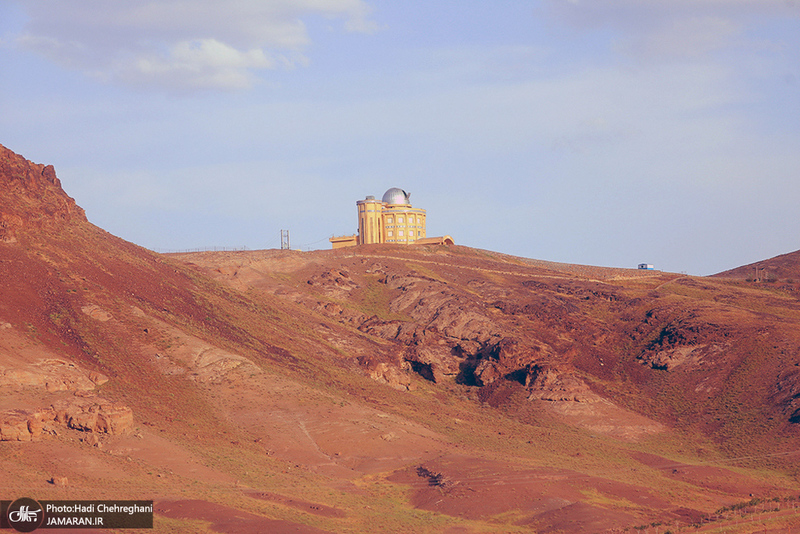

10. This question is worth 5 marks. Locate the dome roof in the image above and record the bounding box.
[382,187,410,205]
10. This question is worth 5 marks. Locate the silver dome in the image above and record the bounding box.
[382,187,410,205]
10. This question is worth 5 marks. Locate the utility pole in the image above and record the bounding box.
[280,230,290,250]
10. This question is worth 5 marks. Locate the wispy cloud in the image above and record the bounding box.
[10,0,378,91]
[618,16,741,60]
[545,0,800,62]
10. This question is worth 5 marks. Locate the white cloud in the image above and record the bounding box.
[120,39,275,90]
[10,0,377,91]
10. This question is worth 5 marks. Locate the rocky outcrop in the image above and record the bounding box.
[639,344,730,371]
[0,353,126,441]
[360,357,414,391]
[0,358,108,392]
[310,267,564,391]
[129,312,262,383]
[307,268,358,296]
[53,397,134,435]
[162,334,261,383]
[188,347,261,382]
[0,213,24,244]
[0,409,54,441]
[634,308,736,371]
[386,272,497,344]
[473,337,550,387]
[294,258,623,404]
[0,143,86,241]
[360,272,508,384]
[0,397,133,442]
[527,365,599,403]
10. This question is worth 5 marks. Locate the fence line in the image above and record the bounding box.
[154,246,252,254]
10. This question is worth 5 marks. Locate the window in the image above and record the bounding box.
[388,231,393,237]
[398,216,404,223]
[409,216,414,224]
[418,231,422,236]
[399,230,404,237]
[386,217,393,224]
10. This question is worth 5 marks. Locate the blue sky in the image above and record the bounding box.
[1,1,798,275]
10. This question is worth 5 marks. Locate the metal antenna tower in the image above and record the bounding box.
[280,230,290,250]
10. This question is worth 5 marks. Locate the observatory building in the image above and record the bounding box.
[330,187,453,249]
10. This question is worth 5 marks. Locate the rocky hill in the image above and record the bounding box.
[2,143,800,533]
[0,144,85,244]
[715,249,800,283]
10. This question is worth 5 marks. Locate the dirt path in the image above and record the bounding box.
[343,252,664,283]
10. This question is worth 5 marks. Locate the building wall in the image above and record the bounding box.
[330,235,358,249]
[357,198,384,245]
[357,197,426,245]
[332,192,431,248]
[383,207,426,244]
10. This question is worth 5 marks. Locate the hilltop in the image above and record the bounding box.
[2,143,800,533]
[715,249,800,283]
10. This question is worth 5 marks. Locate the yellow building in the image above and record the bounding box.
[330,188,453,249]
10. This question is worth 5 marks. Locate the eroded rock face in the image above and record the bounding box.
[639,344,730,371]
[386,272,497,344]
[0,359,108,392]
[0,409,48,441]
[311,267,565,392]
[527,366,599,403]
[306,268,358,297]
[363,359,414,391]
[331,268,608,403]
[0,397,133,442]
[351,272,512,385]
[0,144,86,240]
[634,308,737,371]
[0,213,24,244]
[190,347,261,382]
[165,334,262,383]
[473,338,551,387]
[54,398,134,435]
[0,352,127,441]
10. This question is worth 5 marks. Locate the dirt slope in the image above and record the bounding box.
[3,143,800,533]
[715,248,800,289]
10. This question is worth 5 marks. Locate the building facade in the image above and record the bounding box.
[359,188,427,245]
[331,187,441,249]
